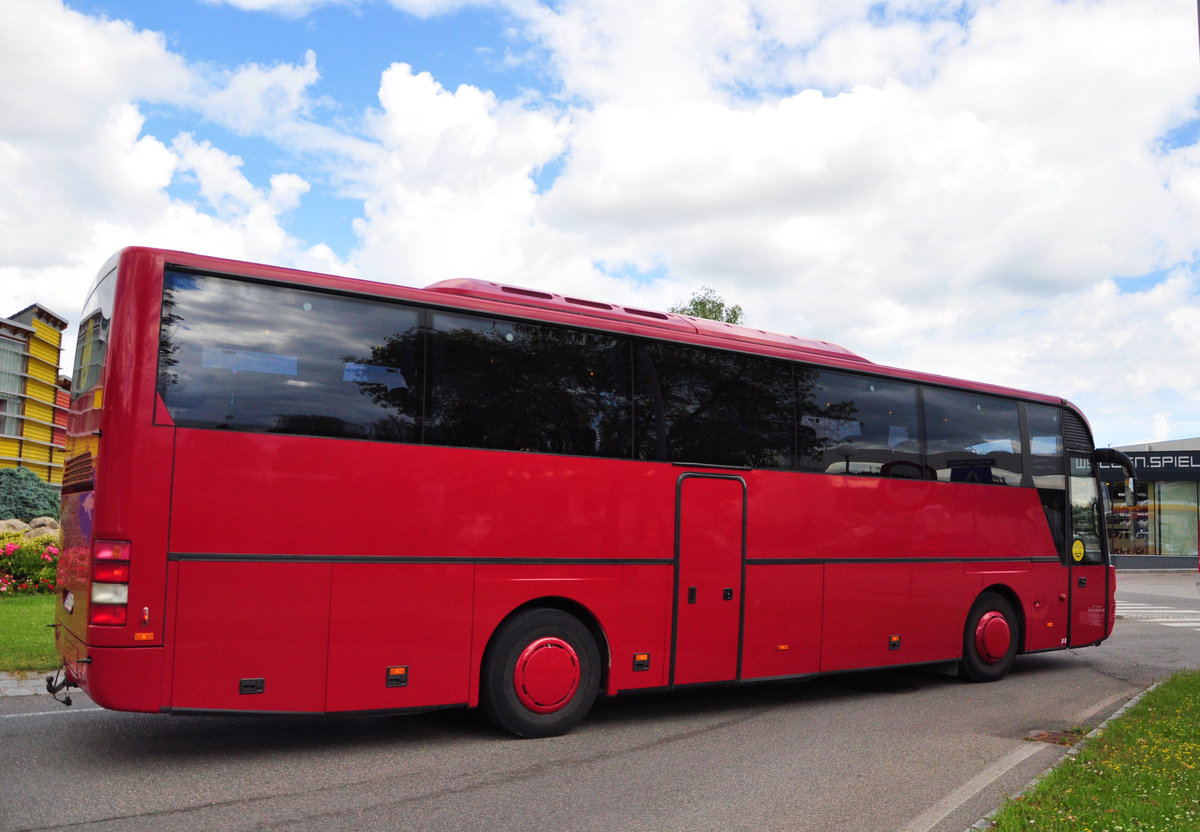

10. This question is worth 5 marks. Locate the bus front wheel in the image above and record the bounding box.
[481,607,601,738]
[958,592,1019,683]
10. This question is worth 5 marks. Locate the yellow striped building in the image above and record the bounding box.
[1,305,69,486]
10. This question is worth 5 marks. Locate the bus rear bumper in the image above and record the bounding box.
[56,627,163,712]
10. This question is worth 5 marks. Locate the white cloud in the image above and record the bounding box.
[198,0,359,18]
[0,0,343,350]
[482,0,1200,445]
[203,0,482,18]
[199,50,323,135]
[2,0,1199,448]
[0,0,192,139]
[348,62,570,283]
[196,0,1200,446]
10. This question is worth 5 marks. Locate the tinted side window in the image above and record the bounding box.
[1070,456,1105,564]
[797,371,924,478]
[427,312,632,456]
[158,272,423,441]
[1028,403,1067,555]
[924,389,1022,485]
[633,343,793,467]
[1028,404,1065,489]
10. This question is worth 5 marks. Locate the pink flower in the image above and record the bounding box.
[45,545,59,557]
[3,542,16,557]
[41,552,52,562]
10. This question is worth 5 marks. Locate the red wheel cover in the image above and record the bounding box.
[513,637,581,714]
[974,611,1012,664]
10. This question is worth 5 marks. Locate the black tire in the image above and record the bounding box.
[481,608,601,738]
[958,592,1019,683]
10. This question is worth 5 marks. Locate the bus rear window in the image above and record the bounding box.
[72,268,115,396]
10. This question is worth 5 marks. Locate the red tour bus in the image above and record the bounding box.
[50,247,1135,737]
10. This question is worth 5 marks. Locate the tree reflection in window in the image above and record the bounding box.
[426,312,632,457]
[341,323,425,442]
[158,271,424,441]
[797,372,923,479]
[633,343,793,468]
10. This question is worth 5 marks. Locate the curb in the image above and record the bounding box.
[0,670,56,697]
[963,682,1161,831]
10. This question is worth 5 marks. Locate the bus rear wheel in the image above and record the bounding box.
[958,592,1019,683]
[481,608,601,738]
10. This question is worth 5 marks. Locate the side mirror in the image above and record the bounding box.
[1094,447,1137,490]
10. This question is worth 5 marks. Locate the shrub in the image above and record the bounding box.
[0,532,59,596]
[0,468,61,522]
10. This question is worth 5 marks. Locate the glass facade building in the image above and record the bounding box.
[1101,439,1200,570]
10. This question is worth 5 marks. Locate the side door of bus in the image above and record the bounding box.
[672,474,746,686]
[1068,454,1109,646]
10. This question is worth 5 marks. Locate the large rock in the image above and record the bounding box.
[0,518,30,532]
[28,517,59,530]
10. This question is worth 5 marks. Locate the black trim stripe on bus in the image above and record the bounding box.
[166,552,1061,566]
[167,553,675,566]
[164,703,468,718]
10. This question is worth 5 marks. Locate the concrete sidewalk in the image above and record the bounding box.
[0,670,53,696]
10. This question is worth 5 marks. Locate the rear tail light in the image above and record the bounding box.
[90,539,130,626]
[89,604,128,626]
[92,562,130,583]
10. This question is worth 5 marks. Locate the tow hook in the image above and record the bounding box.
[45,663,78,706]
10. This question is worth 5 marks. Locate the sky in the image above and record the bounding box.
[1,0,1198,448]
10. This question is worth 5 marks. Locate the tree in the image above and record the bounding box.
[669,286,744,325]
[0,468,60,522]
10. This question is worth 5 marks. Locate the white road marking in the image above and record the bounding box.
[1069,691,1130,725]
[897,742,1045,832]
[1,707,102,720]
[1116,601,1200,633]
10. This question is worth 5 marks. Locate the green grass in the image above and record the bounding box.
[0,594,58,673]
[990,670,1200,831]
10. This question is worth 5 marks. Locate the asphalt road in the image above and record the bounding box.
[2,570,1198,832]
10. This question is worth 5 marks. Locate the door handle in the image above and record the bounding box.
[1077,576,1087,588]
[722,588,734,601]
[687,586,696,604]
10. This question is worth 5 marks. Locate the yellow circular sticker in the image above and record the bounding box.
[1071,539,1085,563]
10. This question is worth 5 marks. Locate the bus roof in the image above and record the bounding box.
[121,246,1071,412]
[417,277,1067,409]
[423,277,870,365]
